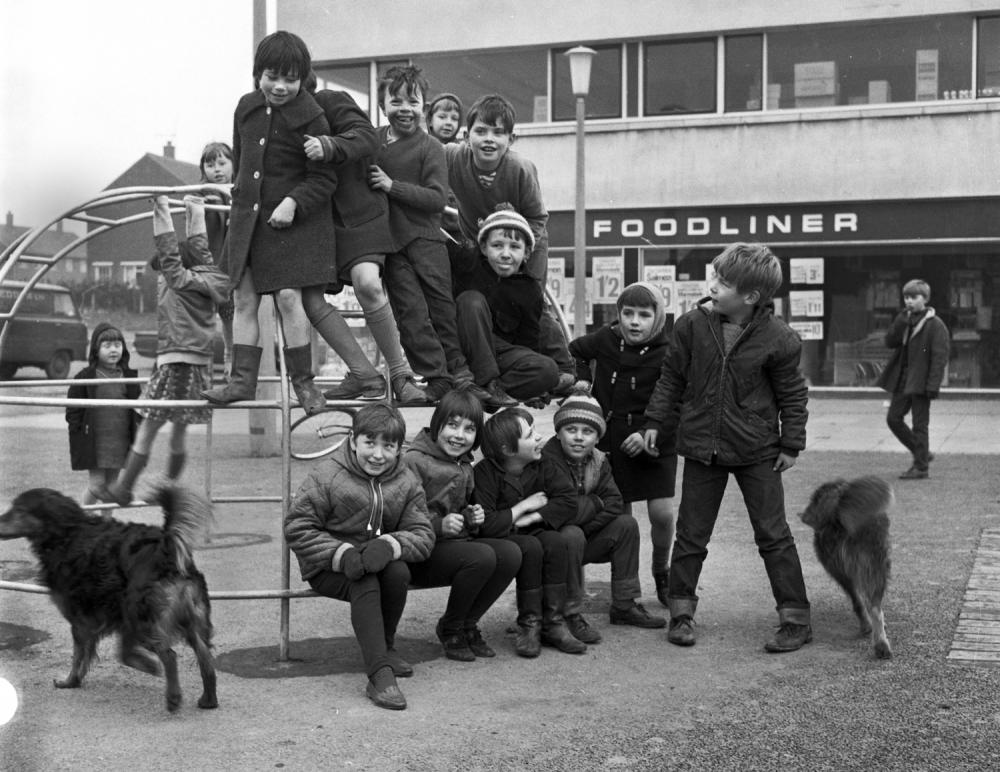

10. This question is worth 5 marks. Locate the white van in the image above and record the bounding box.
[0,280,89,379]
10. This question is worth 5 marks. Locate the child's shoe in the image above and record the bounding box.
[764,623,812,653]
[899,466,928,480]
[436,618,475,662]
[422,378,453,404]
[366,666,406,710]
[565,613,602,644]
[609,602,667,629]
[483,380,518,411]
[392,375,430,406]
[385,647,413,678]
[666,615,696,646]
[324,372,386,400]
[464,628,496,658]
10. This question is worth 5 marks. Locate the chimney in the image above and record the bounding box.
[163,141,175,160]
[5,211,12,228]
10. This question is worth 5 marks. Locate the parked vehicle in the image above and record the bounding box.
[0,280,89,379]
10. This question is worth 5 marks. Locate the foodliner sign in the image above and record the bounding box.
[548,198,1000,247]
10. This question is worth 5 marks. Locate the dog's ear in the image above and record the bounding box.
[837,476,893,536]
[801,479,849,529]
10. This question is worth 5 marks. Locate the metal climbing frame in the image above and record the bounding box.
[0,185,572,661]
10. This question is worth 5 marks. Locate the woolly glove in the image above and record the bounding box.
[360,539,394,574]
[340,547,365,581]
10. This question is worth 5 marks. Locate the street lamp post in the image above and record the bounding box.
[566,45,596,337]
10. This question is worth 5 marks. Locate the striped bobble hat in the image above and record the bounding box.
[553,393,607,439]
[476,207,535,252]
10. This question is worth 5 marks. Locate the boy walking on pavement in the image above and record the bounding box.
[643,243,812,652]
[541,393,666,645]
[875,278,950,479]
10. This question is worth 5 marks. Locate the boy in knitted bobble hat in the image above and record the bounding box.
[540,392,667,643]
[452,206,561,408]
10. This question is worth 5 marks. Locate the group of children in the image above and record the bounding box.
[62,28,949,713]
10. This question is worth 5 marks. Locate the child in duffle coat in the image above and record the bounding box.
[66,323,141,505]
[197,141,236,376]
[284,404,434,711]
[452,208,559,406]
[568,281,678,606]
[875,278,950,480]
[642,243,811,653]
[443,94,574,391]
[106,196,230,506]
[202,31,337,415]
[473,407,586,657]
[303,73,428,406]
[370,66,491,406]
[401,388,521,661]
[540,393,666,647]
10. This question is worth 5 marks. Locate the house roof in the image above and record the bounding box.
[104,153,201,190]
[0,222,86,258]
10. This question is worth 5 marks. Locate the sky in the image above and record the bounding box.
[1,0,254,231]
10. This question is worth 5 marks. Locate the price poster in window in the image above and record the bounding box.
[562,278,594,329]
[547,258,565,306]
[675,281,706,317]
[642,264,676,315]
[789,258,824,285]
[789,290,824,317]
[790,321,823,340]
[592,256,624,303]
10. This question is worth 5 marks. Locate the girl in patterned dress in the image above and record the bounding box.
[106,196,229,505]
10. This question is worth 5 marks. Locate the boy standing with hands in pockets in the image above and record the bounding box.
[643,243,812,652]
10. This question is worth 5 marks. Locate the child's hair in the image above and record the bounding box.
[477,206,535,251]
[352,403,407,446]
[902,278,931,300]
[711,242,783,304]
[429,387,484,451]
[199,142,234,181]
[377,65,429,106]
[427,92,463,120]
[252,30,311,83]
[465,94,516,134]
[480,407,533,462]
[95,326,125,346]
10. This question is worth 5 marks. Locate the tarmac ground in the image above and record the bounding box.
[1,379,999,771]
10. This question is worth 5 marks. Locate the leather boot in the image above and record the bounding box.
[514,588,542,658]
[201,344,262,404]
[284,344,325,415]
[166,452,186,480]
[107,450,149,506]
[540,583,587,654]
[653,570,670,608]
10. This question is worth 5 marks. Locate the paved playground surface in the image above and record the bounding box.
[1,391,999,770]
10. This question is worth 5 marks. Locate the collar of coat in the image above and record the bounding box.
[905,307,936,342]
[236,89,324,129]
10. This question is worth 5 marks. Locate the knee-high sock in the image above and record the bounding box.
[310,305,380,379]
[365,301,410,382]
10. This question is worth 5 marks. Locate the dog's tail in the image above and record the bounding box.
[152,483,214,573]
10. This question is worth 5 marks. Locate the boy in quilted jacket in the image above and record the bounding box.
[284,403,434,711]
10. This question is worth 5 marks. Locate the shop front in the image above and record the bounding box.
[547,197,1000,388]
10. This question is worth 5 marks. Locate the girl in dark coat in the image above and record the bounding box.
[568,281,678,605]
[66,322,141,504]
[202,31,336,415]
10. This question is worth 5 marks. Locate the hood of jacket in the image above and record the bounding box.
[87,321,132,370]
[407,426,475,465]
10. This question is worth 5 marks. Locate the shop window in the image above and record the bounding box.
[552,45,623,121]
[313,63,372,114]
[644,38,716,115]
[725,34,763,112]
[977,16,1000,97]
[767,16,972,108]
[406,49,548,126]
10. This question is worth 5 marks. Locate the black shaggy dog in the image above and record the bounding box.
[800,475,893,659]
[0,483,218,711]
